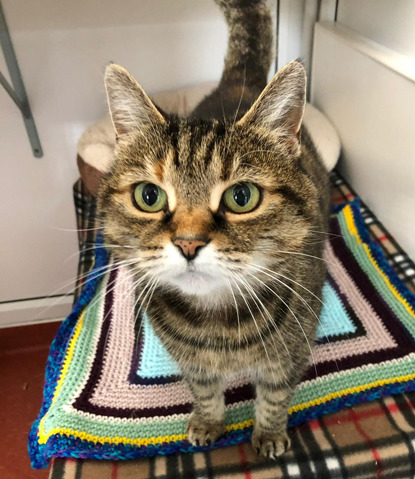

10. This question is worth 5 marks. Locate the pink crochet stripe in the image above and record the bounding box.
[313,243,396,363]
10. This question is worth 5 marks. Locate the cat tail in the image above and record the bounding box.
[215,0,273,91]
[191,0,273,119]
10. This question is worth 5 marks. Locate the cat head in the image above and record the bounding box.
[98,62,317,306]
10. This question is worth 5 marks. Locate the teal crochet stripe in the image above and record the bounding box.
[317,282,356,337]
[338,208,415,334]
[29,201,415,469]
[350,200,415,309]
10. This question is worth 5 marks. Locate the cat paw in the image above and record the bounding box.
[186,413,226,447]
[251,430,291,460]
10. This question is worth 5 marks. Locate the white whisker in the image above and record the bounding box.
[250,265,340,373]
[227,271,278,384]
[223,275,242,344]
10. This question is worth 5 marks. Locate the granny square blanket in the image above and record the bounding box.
[29,200,415,469]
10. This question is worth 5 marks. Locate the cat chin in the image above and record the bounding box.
[167,271,227,298]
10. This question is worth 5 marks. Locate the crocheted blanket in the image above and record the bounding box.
[29,200,415,469]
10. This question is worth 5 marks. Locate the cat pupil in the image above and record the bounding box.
[142,184,159,206]
[233,184,250,207]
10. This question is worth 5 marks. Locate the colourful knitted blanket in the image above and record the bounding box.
[29,200,415,469]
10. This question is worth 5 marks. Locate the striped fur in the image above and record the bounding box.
[98,0,330,459]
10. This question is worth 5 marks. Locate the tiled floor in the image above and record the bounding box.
[0,321,61,479]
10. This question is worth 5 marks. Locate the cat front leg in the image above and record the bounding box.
[252,370,292,459]
[184,372,226,446]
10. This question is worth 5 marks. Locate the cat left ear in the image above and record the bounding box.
[104,63,165,136]
[237,61,306,153]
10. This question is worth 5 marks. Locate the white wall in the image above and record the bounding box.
[337,0,415,58]
[316,0,415,261]
[277,0,318,73]
[311,22,415,261]
[0,0,232,319]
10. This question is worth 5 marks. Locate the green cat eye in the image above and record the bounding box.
[133,182,167,212]
[223,182,261,214]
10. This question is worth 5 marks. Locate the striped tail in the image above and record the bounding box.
[192,0,273,120]
[215,0,273,90]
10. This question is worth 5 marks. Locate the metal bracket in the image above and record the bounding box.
[0,1,43,157]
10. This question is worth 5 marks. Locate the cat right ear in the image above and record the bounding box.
[237,61,306,155]
[104,63,165,137]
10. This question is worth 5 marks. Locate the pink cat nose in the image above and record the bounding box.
[173,238,208,260]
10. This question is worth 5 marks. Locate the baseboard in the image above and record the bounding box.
[0,295,73,328]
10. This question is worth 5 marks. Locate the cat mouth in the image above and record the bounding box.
[175,270,215,283]
[169,270,222,296]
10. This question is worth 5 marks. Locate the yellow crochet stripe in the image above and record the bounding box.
[38,421,256,447]
[38,312,85,442]
[343,205,415,318]
[52,311,85,406]
[288,372,415,413]
[227,419,254,431]
[39,428,187,446]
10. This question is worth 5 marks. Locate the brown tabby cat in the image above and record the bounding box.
[98,0,330,459]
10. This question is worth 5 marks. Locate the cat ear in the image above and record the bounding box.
[104,63,165,136]
[237,61,306,149]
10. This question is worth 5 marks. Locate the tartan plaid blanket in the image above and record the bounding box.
[49,171,415,479]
